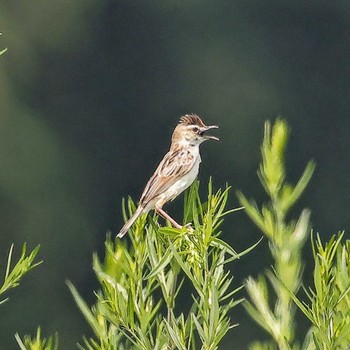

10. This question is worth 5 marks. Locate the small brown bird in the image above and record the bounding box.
[117,114,219,238]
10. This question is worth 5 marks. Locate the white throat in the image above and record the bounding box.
[176,139,201,148]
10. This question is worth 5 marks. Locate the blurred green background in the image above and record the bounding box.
[1,1,350,348]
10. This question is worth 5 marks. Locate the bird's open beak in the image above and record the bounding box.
[202,125,219,141]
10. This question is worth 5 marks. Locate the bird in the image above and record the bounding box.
[117,114,219,238]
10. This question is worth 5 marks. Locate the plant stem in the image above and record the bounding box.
[167,274,177,350]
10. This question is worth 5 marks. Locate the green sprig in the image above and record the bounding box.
[15,327,59,350]
[0,243,42,304]
[68,179,254,350]
[239,119,315,350]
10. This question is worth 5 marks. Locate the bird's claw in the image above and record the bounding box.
[183,222,194,232]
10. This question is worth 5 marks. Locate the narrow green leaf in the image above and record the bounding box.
[219,206,244,217]
[191,313,205,340]
[14,334,27,350]
[222,237,263,264]
[210,238,238,257]
[164,320,187,350]
[5,244,14,279]
[221,285,245,302]
[145,248,173,280]
[282,161,316,212]
[67,281,104,338]
[237,192,269,235]
[208,286,219,339]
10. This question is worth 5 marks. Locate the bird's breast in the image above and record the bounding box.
[169,155,200,200]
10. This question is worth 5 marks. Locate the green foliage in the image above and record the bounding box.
[0,243,41,305]
[0,243,43,347]
[68,180,253,350]
[12,118,350,350]
[15,327,59,350]
[292,232,350,350]
[238,119,315,350]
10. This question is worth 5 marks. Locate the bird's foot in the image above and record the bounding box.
[183,222,194,232]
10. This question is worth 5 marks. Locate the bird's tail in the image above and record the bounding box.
[117,206,144,238]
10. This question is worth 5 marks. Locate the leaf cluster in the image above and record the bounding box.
[10,118,350,350]
[238,119,315,350]
[293,233,350,350]
[68,180,251,350]
[15,327,59,350]
[0,244,41,305]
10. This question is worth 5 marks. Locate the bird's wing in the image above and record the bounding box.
[139,148,196,206]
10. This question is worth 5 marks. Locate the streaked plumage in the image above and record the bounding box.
[117,114,219,238]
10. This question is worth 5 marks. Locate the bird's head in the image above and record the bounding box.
[172,114,219,146]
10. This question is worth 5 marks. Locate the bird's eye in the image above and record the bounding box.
[192,127,199,133]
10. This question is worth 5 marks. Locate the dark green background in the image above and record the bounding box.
[1,1,349,348]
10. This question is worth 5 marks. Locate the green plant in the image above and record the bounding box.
[0,243,46,348]
[68,180,257,350]
[0,243,41,305]
[16,118,350,350]
[292,232,350,350]
[15,327,59,350]
[238,119,315,350]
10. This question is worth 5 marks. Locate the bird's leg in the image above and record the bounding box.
[155,207,182,229]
